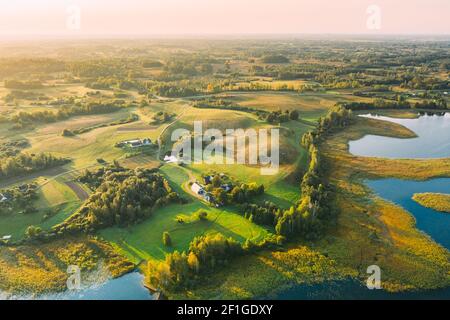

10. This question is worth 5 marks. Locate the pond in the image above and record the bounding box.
[349,112,450,159]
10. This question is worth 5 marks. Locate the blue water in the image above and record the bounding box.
[274,114,450,300]
[35,272,154,300]
[271,279,450,300]
[271,178,450,300]
[349,113,450,159]
[367,178,450,250]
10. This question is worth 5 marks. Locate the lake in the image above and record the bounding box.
[3,272,154,300]
[272,177,450,300]
[273,112,450,300]
[349,112,450,159]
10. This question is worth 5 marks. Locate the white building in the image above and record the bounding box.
[191,182,205,195]
[0,193,8,203]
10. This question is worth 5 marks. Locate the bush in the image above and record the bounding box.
[197,211,208,221]
[62,129,74,137]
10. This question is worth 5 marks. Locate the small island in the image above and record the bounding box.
[412,193,450,213]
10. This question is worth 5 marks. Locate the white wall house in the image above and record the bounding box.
[0,193,8,203]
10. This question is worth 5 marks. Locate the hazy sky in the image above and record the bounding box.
[0,0,448,37]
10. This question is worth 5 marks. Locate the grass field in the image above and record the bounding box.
[226,91,371,122]
[0,178,85,240]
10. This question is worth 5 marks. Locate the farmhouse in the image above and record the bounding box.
[0,193,8,203]
[191,182,205,196]
[119,138,152,148]
[164,155,179,163]
[221,184,233,192]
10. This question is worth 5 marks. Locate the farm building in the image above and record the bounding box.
[203,175,212,184]
[0,193,8,203]
[119,138,152,148]
[221,184,233,192]
[164,155,179,163]
[191,182,205,196]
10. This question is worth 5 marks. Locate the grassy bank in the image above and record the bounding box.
[0,236,134,295]
[412,193,450,213]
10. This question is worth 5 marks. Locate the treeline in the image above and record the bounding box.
[64,113,139,136]
[11,101,126,126]
[0,153,70,179]
[150,84,197,97]
[274,106,354,239]
[4,80,44,90]
[339,97,448,111]
[53,168,183,234]
[3,90,47,103]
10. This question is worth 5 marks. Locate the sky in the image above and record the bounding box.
[0,0,448,37]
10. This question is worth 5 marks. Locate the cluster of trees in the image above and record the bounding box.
[151,111,175,124]
[228,183,265,204]
[142,60,163,68]
[201,174,265,205]
[242,201,282,226]
[162,59,214,78]
[275,106,354,239]
[0,184,38,216]
[53,168,182,233]
[147,234,243,291]
[261,55,290,64]
[0,153,69,179]
[193,97,258,114]
[340,97,448,111]
[0,139,29,159]
[150,84,197,97]
[260,110,299,123]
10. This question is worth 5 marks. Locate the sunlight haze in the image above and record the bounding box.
[0,0,448,37]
